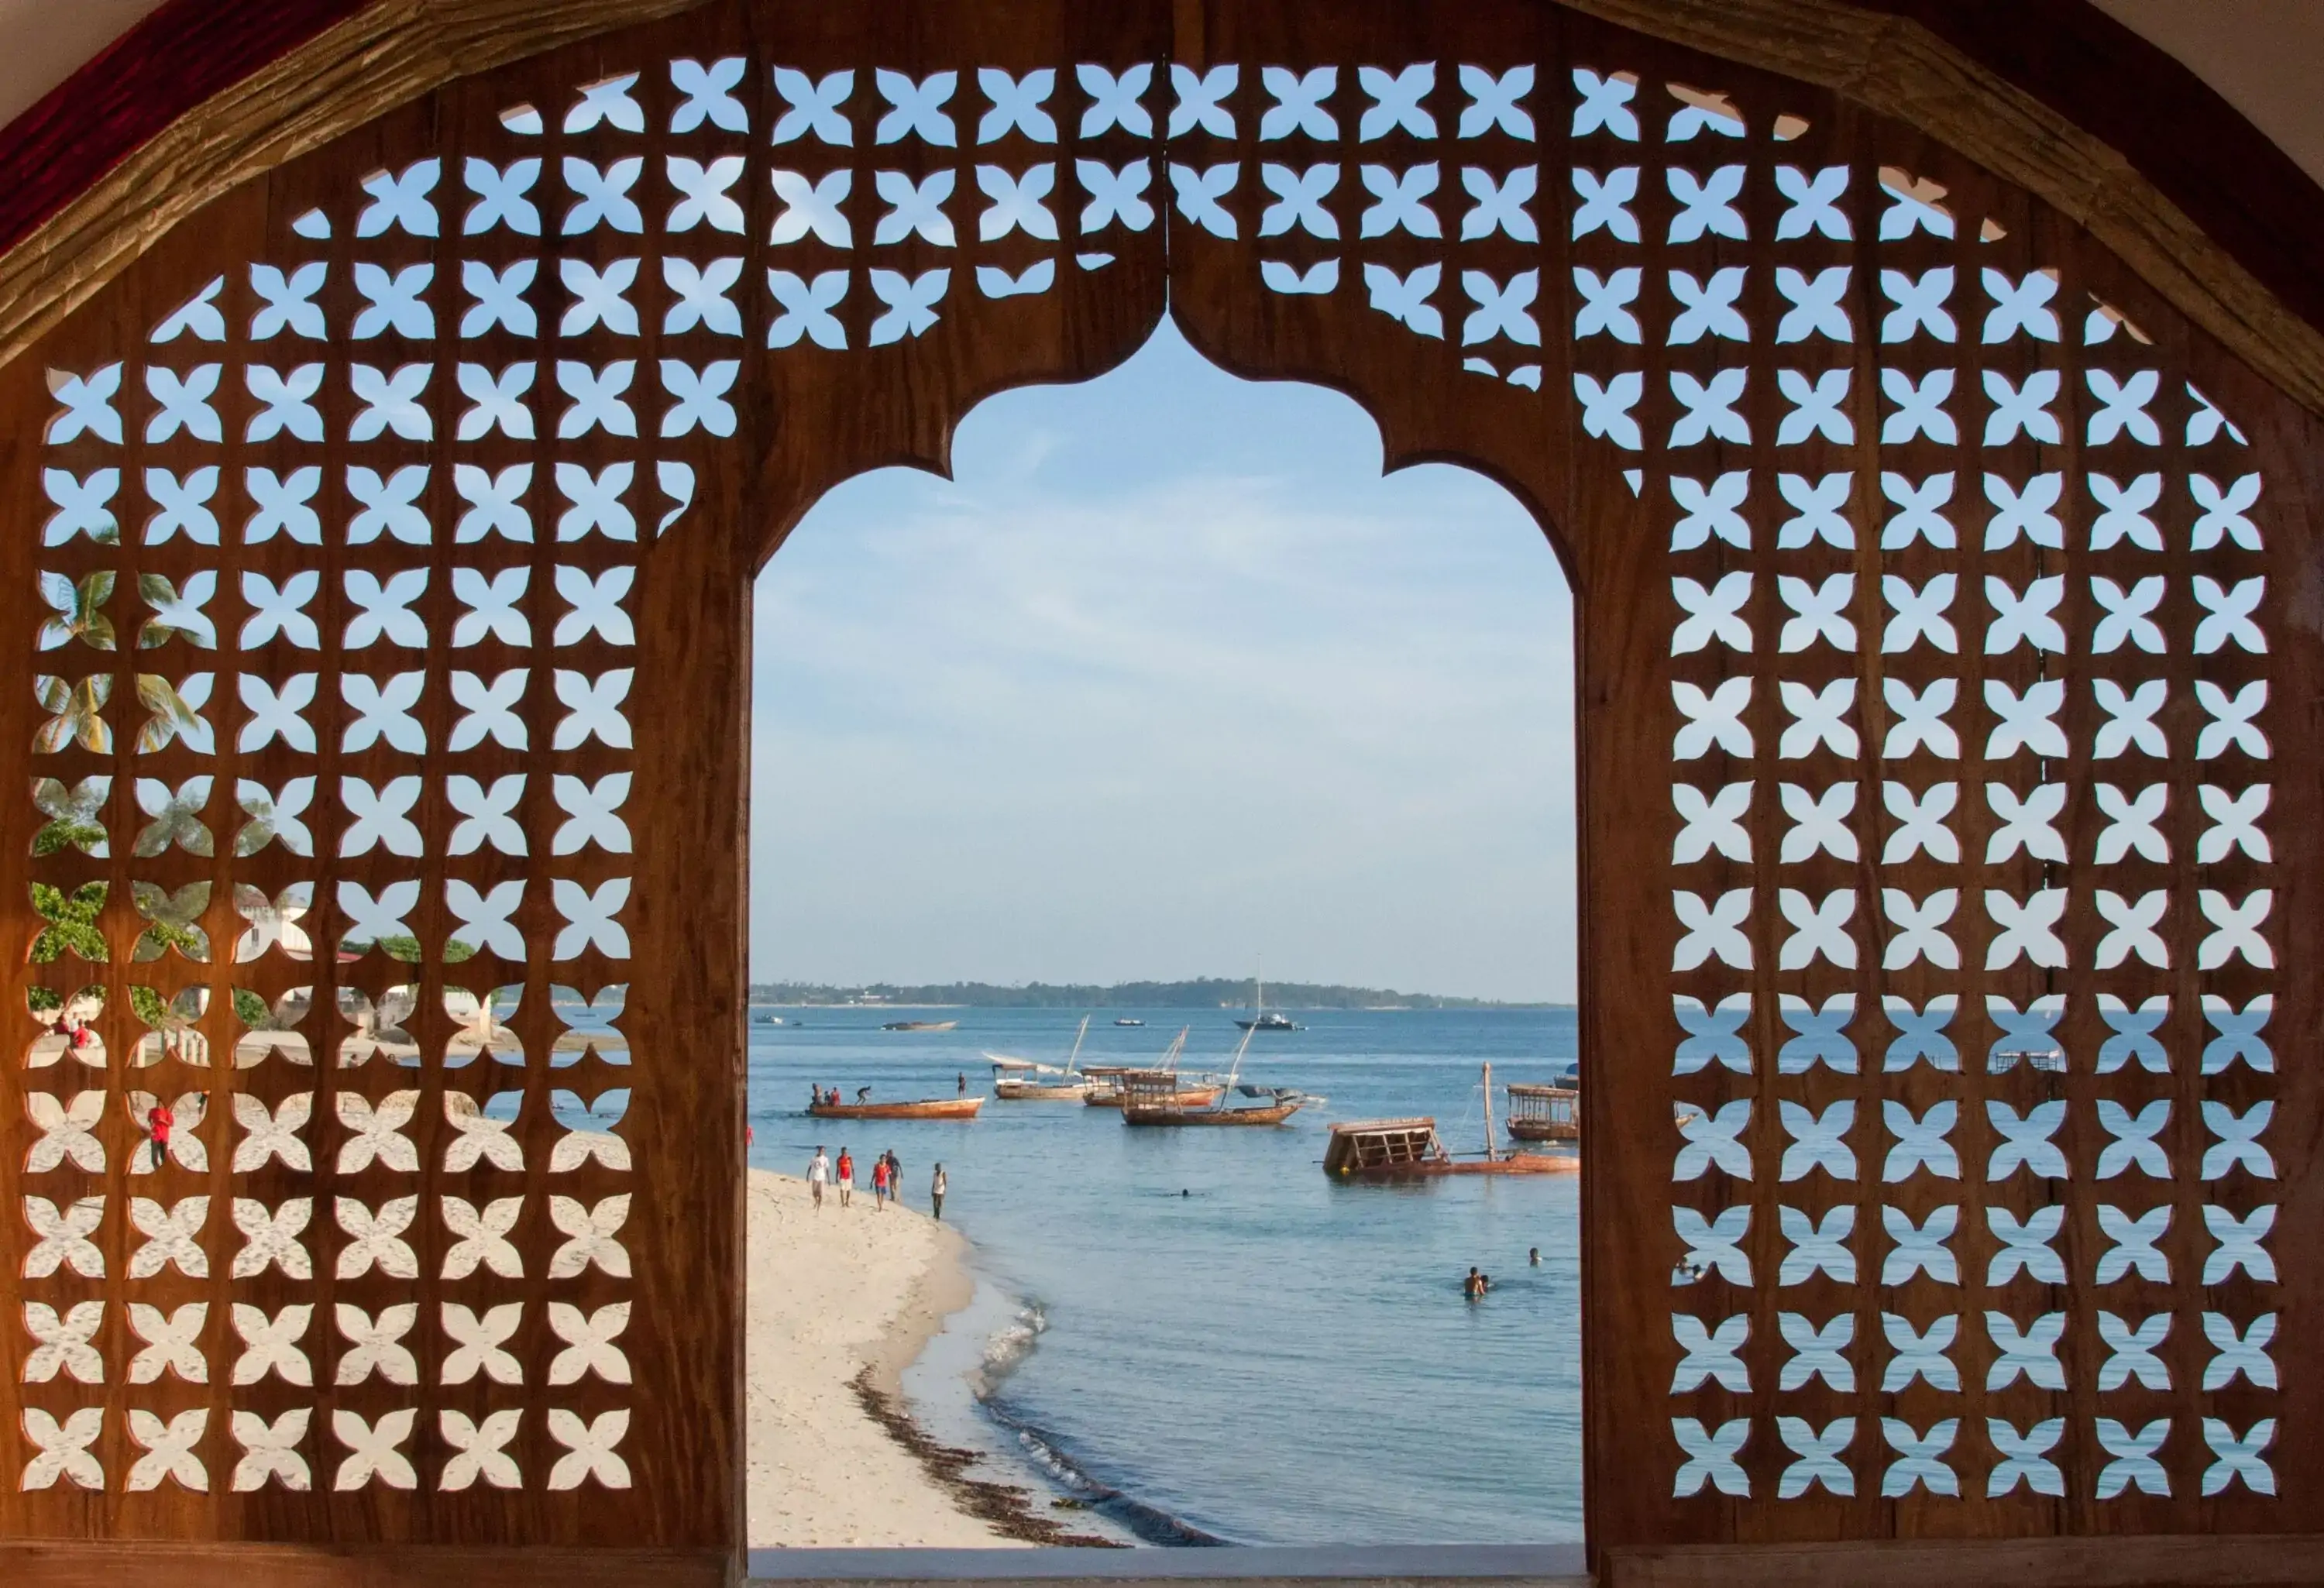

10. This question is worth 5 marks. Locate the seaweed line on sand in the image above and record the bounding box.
[849,1366,1125,1548]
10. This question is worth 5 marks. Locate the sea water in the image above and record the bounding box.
[747,1007,1582,1546]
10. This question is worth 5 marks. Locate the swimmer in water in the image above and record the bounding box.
[1529,1246,1541,1267]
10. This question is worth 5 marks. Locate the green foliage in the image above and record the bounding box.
[360,934,474,964]
[128,985,171,1029]
[231,989,269,1028]
[31,820,106,858]
[29,882,108,964]
[136,918,205,961]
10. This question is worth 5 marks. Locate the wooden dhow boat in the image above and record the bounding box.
[806,1093,983,1120]
[987,1016,1095,1100]
[1122,1023,1308,1126]
[1504,1081,1580,1142]
[1084,1028,1222,1108]
[1324,1064,1573,1179]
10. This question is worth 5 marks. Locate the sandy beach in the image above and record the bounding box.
[746,1167,1040,1548]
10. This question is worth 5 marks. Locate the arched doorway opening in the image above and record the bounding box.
[741,318,1582,1545]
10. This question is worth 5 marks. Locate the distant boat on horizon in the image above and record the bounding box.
[882,1019,958,1032]
[1234,978,1301,1032]
[1114,1017,1145,1026]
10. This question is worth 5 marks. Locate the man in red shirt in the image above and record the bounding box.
[146,1102,173,1173]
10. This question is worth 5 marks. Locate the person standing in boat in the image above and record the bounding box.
[836,1147,854,1208]
[931,1164,947,1221]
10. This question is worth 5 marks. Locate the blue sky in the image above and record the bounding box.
[748,320,1576,1002]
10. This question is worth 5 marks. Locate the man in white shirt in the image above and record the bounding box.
[807,1146,830,1208]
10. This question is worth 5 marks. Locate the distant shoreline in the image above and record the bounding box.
[748,985,1574,1012]
[751,1002,1573,1011]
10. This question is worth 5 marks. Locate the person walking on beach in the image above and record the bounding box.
[807,1146,830,1208]
[931,1164,947,1221]
[836,1147,854,1208]
[871,1153,892,1210]
[146,1102,174,1174]
[882,1148,903,1208]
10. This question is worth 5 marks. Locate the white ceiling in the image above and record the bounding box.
[2091,0,2324,184]
[0,2,2315,186]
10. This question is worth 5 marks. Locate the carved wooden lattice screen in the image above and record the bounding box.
[0,0,2317,1580]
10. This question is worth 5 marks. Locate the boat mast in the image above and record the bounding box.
[1222,1019,1257,1098]
[1482,1061,1496,1161]
[1065,1015,1089,1077]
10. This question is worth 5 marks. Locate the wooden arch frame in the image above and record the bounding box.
[0,3,2320,1586]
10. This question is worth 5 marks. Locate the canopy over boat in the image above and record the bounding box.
[984,1054,1067,1074]
[1505,1081,1580,1142]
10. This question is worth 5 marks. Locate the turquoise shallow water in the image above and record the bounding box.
[746,1007,1582,1545]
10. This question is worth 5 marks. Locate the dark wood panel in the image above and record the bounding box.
[0,0,2315,1575]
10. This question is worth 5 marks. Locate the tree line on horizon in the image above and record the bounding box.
[747,978,1561,1009]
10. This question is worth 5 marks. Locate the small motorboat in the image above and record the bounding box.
[882,1019,958,1032]
[1114,1018,1145,1027]
[807,1093,983,1120]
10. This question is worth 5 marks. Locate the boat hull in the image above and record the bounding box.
[806,1097,984,1120]
[1122,1100,1303,1126]
[995,1080,1092,1101]
[1506,1119,1580,1143]
[1086,1084,1222,1109]
[1332,1153,1576,1180]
